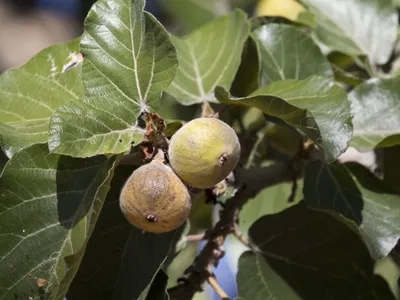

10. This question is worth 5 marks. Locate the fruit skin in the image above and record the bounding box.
[168,118,241,189]
[119,159,191,233]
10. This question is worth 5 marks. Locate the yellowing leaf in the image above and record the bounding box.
[255,0,306,21]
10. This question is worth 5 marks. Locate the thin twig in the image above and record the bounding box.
[207,275,229,300]
[233,224,253,250]
[245,130,266,168]
[168,160,306,300]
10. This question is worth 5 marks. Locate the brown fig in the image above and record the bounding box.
[168,118,241,189]
[119,158,191,233]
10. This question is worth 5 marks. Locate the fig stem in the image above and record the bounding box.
[153,148,165,163]
[201,102,215,118]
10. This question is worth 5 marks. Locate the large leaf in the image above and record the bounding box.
[302,0,398,65]
[239,180,303,237]
[230,36,261,97]
[254,24,333,84]
[350,77,400,151]
[0,149,7,174]
[67,165,185,300]
[112,227,183,300]
[0,39,83,157]
[0,144,118,299]
[383,145,400,192]
[160,0,229,34]
[216,76,352,162]
[237,202,396,300]
[145,269,169,300]
[304,161,400,259]
[166,10,249,105]
[49,0,178,157]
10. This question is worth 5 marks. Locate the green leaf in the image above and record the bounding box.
[113,227,182,300]
[67,165,185,300]
[49,0,178,157]
[0,149,7,174]
[239,180,303,236]
[145,269,169,300]
[166,241,198,289]
[0,144,118,299]
[230,36,261,97]
[66,165,131,300]
[0,39,83,157]
[160,0,228,34]
[383,145,400,192]
[302,0,398,65]
[304,161,400,259]
[296,11,317,28]
[350,77,400,151]
[166,10,250,105]
[216,76,352,162]
[237,202,396,300]
[253,24,333,84]
[265,124,303,157]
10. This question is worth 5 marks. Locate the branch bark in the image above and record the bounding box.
[168,159,305,300]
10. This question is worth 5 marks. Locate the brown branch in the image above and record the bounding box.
[168,160,305,300]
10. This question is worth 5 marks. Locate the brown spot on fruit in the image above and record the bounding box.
[146,214,159,223]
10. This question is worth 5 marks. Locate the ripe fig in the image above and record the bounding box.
[168,118,241,189]
[119,158,191,233]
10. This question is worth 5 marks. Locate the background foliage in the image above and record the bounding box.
[0,0,400,299]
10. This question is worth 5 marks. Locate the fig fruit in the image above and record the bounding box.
[168,118,241,189]
[119,158,191,233]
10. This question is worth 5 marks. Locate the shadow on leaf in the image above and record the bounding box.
[56,155,108,229]
[236,202,395,299]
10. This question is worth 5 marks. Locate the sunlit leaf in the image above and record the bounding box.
[0,39,83,157]
[350,77,400,151]
[253,24,333,84]
[167,10,249,105]
[303,0,398,64]
[216,76,352,162]
[49,0,178,157]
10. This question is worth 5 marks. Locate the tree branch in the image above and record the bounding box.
[168,159,305,299]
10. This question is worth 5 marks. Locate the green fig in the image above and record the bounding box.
[119,159,191,233]
[168,118,241,189]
